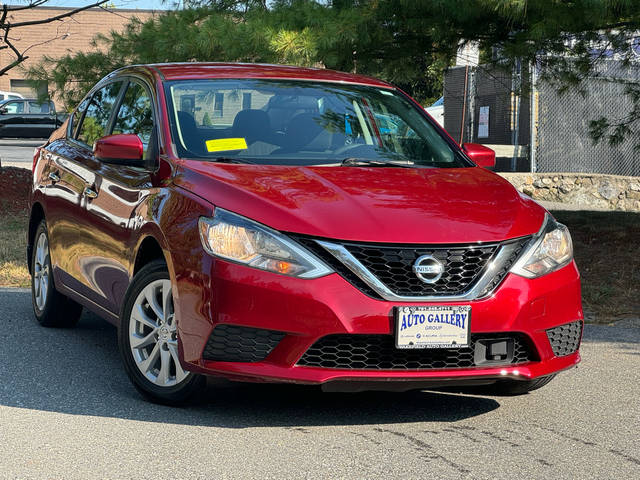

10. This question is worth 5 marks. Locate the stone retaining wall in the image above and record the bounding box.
[499,173,640,211]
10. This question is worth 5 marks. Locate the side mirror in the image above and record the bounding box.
[93,134,145,166]
[462,143,496,168]
[0,107,7,115]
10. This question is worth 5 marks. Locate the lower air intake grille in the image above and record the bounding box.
[546,321,583,357]
[202,325,285,363]
[297,333,535,370]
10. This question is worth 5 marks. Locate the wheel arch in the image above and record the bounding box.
[133,234,167,277]
[122,230,176,320]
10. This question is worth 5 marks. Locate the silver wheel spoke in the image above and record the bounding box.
[40,283,47,308]
[161,280,172,322]
[36,235,45,264]
[130,331,157,349]
[168,344,188,382]
[139,343,160,374]
[144,285,164,321]
[132,304,157,330]
[157,348,171,385]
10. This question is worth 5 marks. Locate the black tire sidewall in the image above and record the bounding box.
[118,259,203,404]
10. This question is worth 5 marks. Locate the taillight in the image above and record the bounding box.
[33,146,42,172]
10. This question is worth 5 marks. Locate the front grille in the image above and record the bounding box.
[297,333,535,370]
[294,235,531,298]
[202,325,285,363]
[346,242,497,296]
[546,321,583,356]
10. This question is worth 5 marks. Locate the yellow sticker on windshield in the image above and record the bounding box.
[205,138,248,152]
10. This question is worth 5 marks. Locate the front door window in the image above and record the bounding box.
[2,101,24,114]
[76,82,123,147]
[113,81,154,157]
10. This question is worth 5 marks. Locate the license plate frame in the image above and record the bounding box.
[394,305,471,349]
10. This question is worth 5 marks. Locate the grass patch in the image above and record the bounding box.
[0,211,30,288]
[552,210,640,322]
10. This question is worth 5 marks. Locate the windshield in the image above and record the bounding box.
[165,79,470,168]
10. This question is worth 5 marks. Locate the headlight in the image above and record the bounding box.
[198,208,332,279]
[510,214,573,278]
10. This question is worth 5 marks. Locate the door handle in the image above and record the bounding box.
[83,186,98,199]
[48,172,60,183]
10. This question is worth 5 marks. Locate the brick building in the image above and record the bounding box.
[0,6,156,107]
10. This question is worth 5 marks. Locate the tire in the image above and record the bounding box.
[31,220,83,328]
[118,259,205,405]
[490,374,556,396]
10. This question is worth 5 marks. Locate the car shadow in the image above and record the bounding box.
[0,288,500,428]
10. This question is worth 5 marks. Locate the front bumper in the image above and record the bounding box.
[173,256,583,386]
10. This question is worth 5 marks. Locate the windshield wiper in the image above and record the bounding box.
[341,157,415,168]
[211,156,255,164]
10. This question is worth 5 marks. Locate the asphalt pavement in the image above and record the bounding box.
[0,287,638,479]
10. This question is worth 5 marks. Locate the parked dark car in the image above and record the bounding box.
[0,98,66,138]
[29,63,582,405]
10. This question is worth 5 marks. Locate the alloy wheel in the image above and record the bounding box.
[129,279,190,387]
[33,232,50,311]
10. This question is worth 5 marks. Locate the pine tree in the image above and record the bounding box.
[25,0,640,146]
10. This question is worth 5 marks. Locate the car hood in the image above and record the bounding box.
[174,161,546,244]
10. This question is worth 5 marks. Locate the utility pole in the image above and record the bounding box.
[529,61,538,173]
[511,59,522,172]
[468,67,476,144]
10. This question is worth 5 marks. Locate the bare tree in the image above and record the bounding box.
[0,1,109,77]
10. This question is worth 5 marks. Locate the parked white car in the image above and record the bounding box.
[425,96,444,127]
[0,91,24,101]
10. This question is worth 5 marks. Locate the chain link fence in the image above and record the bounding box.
[535,60,640,176]
[444,60,639,176]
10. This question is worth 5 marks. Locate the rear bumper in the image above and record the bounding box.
[173,256,583,386]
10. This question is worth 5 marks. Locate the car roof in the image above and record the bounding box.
[430,96,444,107]
[142,62,393,89]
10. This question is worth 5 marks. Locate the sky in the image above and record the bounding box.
[45,1,170,10]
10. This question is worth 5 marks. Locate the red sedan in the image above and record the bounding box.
[28,63,583,404]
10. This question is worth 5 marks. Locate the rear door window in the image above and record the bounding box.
[28,101,52,114]
[76,81,124,147]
